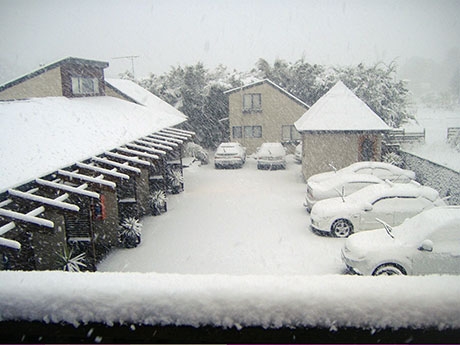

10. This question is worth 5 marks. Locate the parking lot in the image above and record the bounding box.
[98,156,347,275]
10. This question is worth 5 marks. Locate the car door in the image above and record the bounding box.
[359,197,396,230]
[411,227,460,275]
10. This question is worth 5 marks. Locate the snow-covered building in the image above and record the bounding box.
[295,81,390,180]
[224,79,309,153]
[0,57,193,271]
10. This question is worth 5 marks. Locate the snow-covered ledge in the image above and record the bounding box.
[0,271,459,330]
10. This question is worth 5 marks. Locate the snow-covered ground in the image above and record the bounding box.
[402,106,460,171]
[98,156,345,275]
[2,156,460,331]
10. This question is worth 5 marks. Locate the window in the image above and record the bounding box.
[244,125,262,138]
[243,93,262,112]
[281,125,301,141]
[232,126,242,139]
[71,77,99,95]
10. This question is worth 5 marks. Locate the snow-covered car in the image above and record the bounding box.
[256,142,286,170]
[308,161,416,184]
[304,173,385,211]
[341,206,460,275]
[214,142,246,169]
[294,143,302,163]
[310,180,446,238]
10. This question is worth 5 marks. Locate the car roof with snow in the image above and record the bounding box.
[258,142,285,154]
[344,161,412,173]
[395,206,460,243]
[348,180,441,203]
[312,173,384,189]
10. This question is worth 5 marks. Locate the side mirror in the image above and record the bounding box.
[363,203,373,212]
[418,239,433,252]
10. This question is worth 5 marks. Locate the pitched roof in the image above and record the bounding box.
[105,78,187,120]
[0,57,109,92]
[0,96,186,192]
[224,79,310,109]
[294,81,390,132]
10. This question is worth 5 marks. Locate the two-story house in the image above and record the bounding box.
[224,79,309,153]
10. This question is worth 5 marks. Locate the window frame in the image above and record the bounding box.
[242,93,262,113]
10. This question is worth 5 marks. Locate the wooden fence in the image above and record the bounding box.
[447,127,460,142]
[384,128,425,148]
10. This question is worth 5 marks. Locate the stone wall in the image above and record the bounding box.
[400,151,460,205]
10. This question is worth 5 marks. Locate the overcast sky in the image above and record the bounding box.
[0,0,459,82]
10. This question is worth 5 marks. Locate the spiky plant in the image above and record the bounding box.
[120,217,142,248]
[169,170,183,186]
[149,190,167,215]
[149,190,167,208]
[57,248,87,272]
[382,152,404,167]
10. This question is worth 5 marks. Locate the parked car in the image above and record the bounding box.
[304,173,385,211]
[341,206,460,275]
[256,143,287,170]
[310,180,446,238]
[294,143,302,163]
[214,142,246,169]
[308,161,416,184]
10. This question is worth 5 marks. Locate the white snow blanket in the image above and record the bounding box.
[0,271,459,330]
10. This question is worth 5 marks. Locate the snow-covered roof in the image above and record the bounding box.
[295,81,390,132]
[105,78,187,120]
[0,96,186,192]
[224,79,310,109]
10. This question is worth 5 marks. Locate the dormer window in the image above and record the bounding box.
[71,77,99,95]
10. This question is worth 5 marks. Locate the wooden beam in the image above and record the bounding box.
[76,162,130,179]
[91,156,141,174]
[36,178,100,199]
[8,189,80,212]
[58,170,116,188]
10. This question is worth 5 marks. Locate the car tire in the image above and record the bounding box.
[331,218,353,238]
[372,264,406,276]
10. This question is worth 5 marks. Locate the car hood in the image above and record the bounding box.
[307,171,337,183]
[311,197,363,218]
[344,228,397,257]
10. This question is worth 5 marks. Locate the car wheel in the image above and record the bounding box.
[331,218,353,238]
[373,264,406,276]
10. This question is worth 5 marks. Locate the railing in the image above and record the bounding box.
[384,128,425,147]
[447,127,460,142]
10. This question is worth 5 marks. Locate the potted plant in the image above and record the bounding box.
[168,169,184,194]
[149,190,167,215]
[119,217,142,248]
[56,247,87,272]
